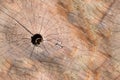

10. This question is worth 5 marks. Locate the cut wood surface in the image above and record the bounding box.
[0,0,119,80]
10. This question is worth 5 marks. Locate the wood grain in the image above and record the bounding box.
[0,0,119,80]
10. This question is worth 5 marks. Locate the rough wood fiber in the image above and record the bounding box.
[0,0,119,80]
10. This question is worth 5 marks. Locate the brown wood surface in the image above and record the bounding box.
[0,0,119,80]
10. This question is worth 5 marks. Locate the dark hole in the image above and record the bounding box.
[31,34,43,46]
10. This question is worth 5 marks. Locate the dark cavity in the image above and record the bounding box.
[31,34,43,46]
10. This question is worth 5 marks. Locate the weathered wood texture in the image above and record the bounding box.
[0,0,119,80]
